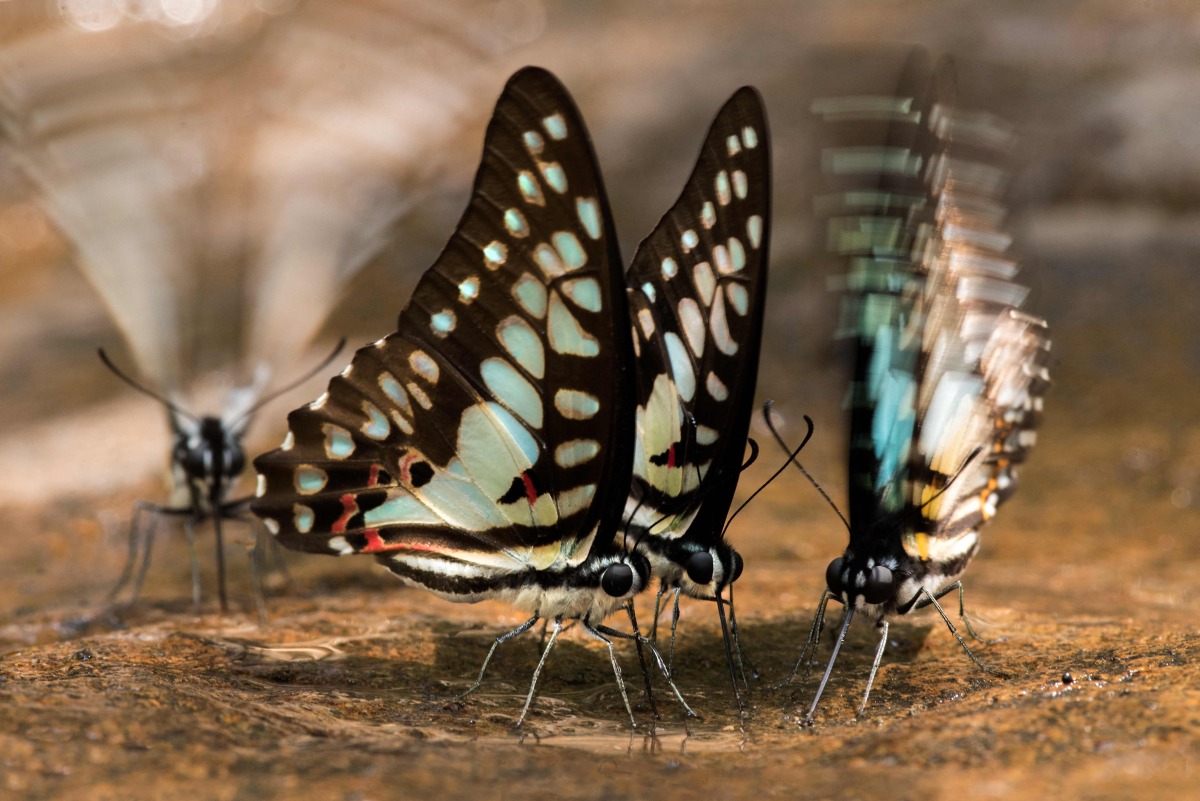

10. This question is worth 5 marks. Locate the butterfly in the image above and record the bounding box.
[251,66,721,726]
[782,51,1051,721]
[621,88,771,698]
[1,9,509,613]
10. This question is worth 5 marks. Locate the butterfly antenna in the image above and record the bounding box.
[230,338,348,429]
[621,493,651,555]
[919,445,985,510]
[97,348,199,426]
[720,414,815,539]
[741,438,760,471]
[762,401,851,534]
[630,506,677,559]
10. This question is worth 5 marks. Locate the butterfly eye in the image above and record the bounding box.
[600,563,634,598]
[825,557,845,595]
[180,446,207,480]
[685,551,714,585]
[728,551,744,585]
[863,565,894,605]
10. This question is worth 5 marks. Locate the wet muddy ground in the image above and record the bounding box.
[4,1,1200,799]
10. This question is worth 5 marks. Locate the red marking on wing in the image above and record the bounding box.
[667,444,677,469]
[368,464,381,488]
[332,493,358,534]
[522,472,538,506]
[397,453,418,485]
[361,530,444,555]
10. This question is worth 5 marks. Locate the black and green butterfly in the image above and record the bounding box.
[621,88,770,697]
[783,51,1051,721]
[252,67,770,724]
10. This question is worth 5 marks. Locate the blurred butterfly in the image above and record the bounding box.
[0,2,514,613]
[781,51,1051,721]
[253,67,716,726]
[621,87,771,702]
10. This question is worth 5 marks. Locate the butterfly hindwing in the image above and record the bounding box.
[252,68,632,593]
[626,87,770,544]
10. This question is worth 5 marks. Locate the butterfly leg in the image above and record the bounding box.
[903,586,1009,678]
[648,582,669,643]
[459,614,540,701]
[624,602,660,721]
[726,580,759,682]
[225,502,279,618]
[801,605,855,725]
[105,500,158,606]
[593,624,697,720]
[515,616,564,728]
[211,510,230,613]
[666,587,683,676]
[945,581,1002,644]
[580,620,636,728]
[714,588,744,712]
[184,517,202,612]
[773,589,834,690]
[855,620,890,717]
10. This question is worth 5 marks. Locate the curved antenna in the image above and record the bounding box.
[920,445,985,510]
[229,337,347,430]
[741,438,760,472]
[620,492,650,556]
[97,348,199,426]
[762,401,851,534]
[719,414,816,539]
[621,492,677,559]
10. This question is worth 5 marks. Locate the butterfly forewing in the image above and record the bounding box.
[253,68,631,589]
[818,51,957,538]
[625,87,770,541]
[821,52,1050,572]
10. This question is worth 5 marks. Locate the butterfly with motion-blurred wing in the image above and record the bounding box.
[621,88,773,704]
[0,4,508,614]
[777,51,1051,722]
[255,67,776,725]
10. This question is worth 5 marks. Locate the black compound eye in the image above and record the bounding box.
[729,551,744,584]
[600,563,634,597]
[863,565,894,605]
[181,447,207,479]
[825,557,845,594]
[685,551,714,585]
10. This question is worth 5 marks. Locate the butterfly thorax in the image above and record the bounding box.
[828,510,978,622]
[170,415,246,515]
[633,532,742,602]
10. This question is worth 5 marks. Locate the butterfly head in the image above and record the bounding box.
[824,552,901,615]
[172,415,246,507]
[674,540,744,601]
[564,551,652,618]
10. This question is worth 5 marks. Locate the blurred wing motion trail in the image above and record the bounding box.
[0,1,517,421]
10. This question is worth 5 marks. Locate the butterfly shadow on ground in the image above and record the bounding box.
[734,615,1009,723]
[427,620,678,729]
